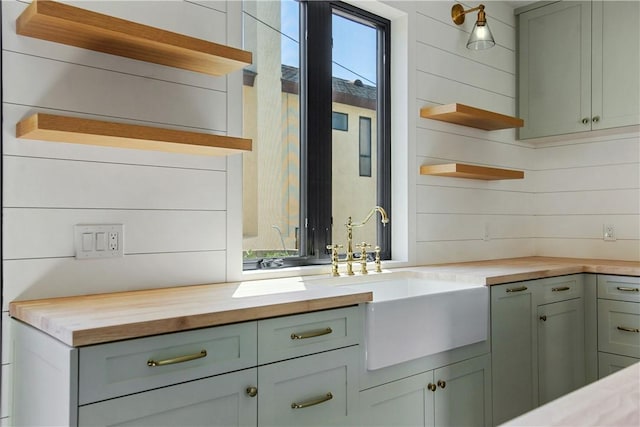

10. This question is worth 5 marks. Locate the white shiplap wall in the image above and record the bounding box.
[1,1,241,423]
[1,0,639,424]
[412,1,536,264]
[532,130,640,260]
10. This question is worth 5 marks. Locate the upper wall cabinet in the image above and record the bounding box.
[517,1,640,139]
[16,0,252,77]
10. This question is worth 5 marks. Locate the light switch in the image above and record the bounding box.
[82,233,94,251]
[95,232,107,251]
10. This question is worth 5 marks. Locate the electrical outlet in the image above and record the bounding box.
[109,232,119,251]
[75,224,124,259]
[603,224,616,241]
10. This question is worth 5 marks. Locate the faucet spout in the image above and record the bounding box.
[352,206,389,228]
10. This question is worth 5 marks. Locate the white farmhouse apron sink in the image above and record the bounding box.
[342,275,488,370]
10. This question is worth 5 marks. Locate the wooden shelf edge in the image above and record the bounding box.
[420,163,525,180]
[419,103,524,131]
[16,0,252,77]
[16,113,252,156]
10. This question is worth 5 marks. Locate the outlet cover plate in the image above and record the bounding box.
[603,224,616,241]
[75,224,124,259]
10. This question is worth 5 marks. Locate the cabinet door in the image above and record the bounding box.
[491,283,536,425]
[258,346,359,427]
[518,1,591,139]
[591,1,640,130]
[78,368,257,426]
[359,371,435,427]
[433,354,492,427]
[537,299,585,405]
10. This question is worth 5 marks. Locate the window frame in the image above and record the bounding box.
[358,116,372,177]
[300,0,392,262]
[332,111,349,131]
[241,0,391,270]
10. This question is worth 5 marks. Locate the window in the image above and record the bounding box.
[332,111,348,131]
[359,117,372,177]
[242,0,390,269]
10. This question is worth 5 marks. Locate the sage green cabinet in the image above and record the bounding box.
[12,306,363,427]
[359,354,492,427]
[537,298,585,405]
[518,1,640,139]
[78,369,258,426]
[598,352,639,378]
[433,354,492,427]
[257,346,359,427]
[596,275,640,378]
[491,282,536,425]
[491,275,586,425]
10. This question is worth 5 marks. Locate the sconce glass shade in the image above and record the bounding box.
[467,21,495,50]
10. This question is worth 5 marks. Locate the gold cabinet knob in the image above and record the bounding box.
[427,383,437,392]
[592,116,600,123]
[246,386,258,397]
[437,380,446,389]
[582,118,589,124]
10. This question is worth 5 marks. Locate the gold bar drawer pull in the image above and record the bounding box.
[552,286,571,292]
[617,326,640,333]
[291,392,333,409]
[290,327,332,340]
[617,287,639,292]
[506,286,527,293]
[147,350,207,367]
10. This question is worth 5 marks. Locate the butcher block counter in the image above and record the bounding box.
[406,256,640,285]
[9,256,640,347]
[9,279,373,347]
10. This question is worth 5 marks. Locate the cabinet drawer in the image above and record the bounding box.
[258,306,362,365]
[597,300,640,358]
[258,346,359,427]
[79,322,257,405]
[537,275,583,305]
[598,352,640,379]
[598,275,640,302]
[79,368,257,426]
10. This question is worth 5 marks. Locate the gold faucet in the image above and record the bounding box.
[327,206,389,276]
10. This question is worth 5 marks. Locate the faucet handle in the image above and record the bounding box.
[326,244,343,277]
[374,246,382,273]
[356,242,371,275]
[355,242,371,251]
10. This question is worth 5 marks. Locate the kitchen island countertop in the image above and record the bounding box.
[501,362,640,427]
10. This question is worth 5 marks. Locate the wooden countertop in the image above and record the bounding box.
[9,279,372,347]
[501,362,640,426]
[406,256,640,285]
[9,256,639,347]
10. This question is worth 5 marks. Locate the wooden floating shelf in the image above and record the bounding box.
[16,0,252,76]
[420,163,524,180]
[17,114,252,156]
[420,103,524,131]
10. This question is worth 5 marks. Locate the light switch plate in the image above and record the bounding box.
[74,224,124,259]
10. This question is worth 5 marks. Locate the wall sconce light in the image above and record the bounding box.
[451,3,495,50]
